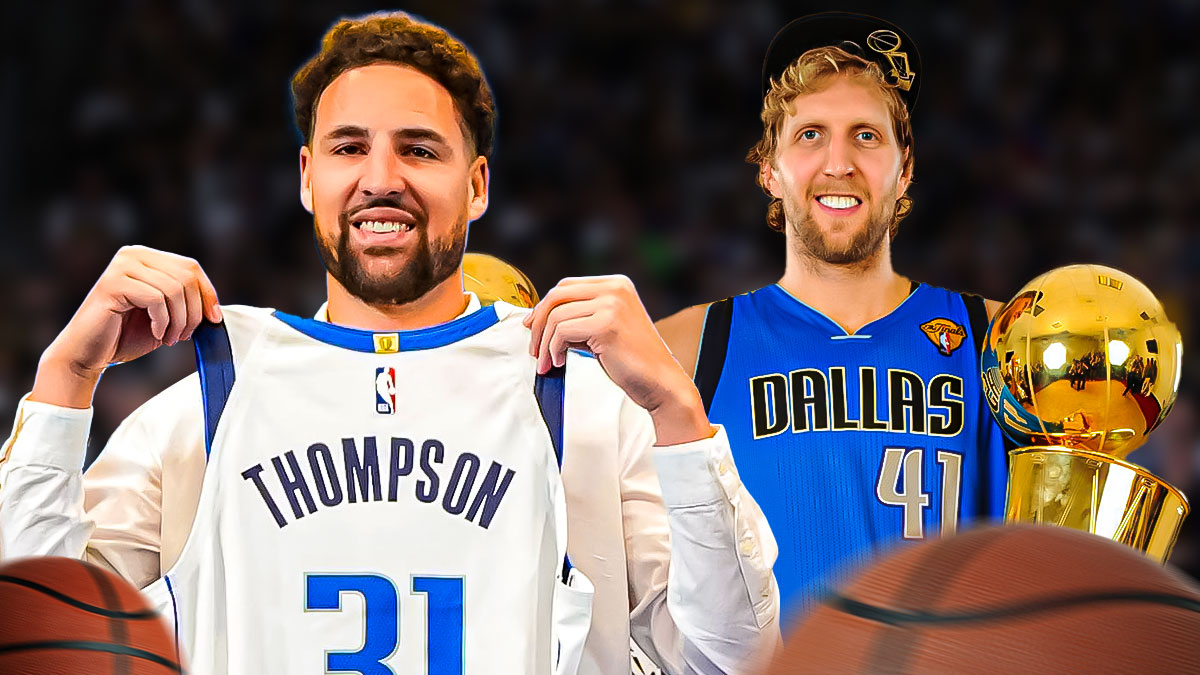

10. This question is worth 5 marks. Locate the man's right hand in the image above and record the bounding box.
[30,246,222,409]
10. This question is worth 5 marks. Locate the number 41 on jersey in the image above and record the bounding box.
[876,447,962,539]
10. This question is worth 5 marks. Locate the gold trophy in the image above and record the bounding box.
[981,264,1187,562]
[462,252,539,308]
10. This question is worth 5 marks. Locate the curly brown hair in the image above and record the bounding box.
[292,12,495,158]
[747,46,914,236]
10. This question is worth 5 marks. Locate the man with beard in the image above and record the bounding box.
[656,12,1008,625]
[0,13,778,674]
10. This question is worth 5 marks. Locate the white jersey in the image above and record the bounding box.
[143,303,587,674]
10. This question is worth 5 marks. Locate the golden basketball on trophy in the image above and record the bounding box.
[462,252,539,308]
[981,264,1187,562]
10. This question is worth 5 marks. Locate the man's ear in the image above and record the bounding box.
[467,155,489,221]
[897,149,912,198]
[299,145,315,214]
[761,161,782,199]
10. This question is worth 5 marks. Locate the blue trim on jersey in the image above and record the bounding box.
[272,304,500,352]
[164,575,181,666]
[535,369,565,468]
[535,367,572,577]
[193,321,236,461]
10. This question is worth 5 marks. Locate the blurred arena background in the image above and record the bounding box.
[1,1,1197,579]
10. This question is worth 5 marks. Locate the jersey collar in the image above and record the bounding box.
[767,282,927,338]
[276,293,495,352]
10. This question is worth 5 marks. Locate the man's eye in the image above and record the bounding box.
[857,131,877,142]
[408,146,437,159]
[800,130,820,141]
[333,145,365,155]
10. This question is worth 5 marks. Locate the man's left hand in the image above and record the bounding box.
[524,275,713,446]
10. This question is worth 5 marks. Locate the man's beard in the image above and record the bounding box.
[786,189,896,267]
[315,209,467,307]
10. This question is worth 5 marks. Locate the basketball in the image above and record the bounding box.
[770,525,1200,674]
[0,557,181,674]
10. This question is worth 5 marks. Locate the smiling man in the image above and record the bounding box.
[300,60,485,319]
[0,12,778,674]
[656,12,1008,624]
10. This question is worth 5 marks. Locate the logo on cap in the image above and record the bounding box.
[866,29,915,91]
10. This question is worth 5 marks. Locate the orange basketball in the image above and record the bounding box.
[771,525,1200,674]
[0,556,181,673]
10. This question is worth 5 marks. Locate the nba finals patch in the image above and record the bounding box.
[373,332,399,354]
[375,367,397,414]
[920,318,967,356]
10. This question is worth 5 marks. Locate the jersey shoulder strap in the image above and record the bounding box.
[960,292,990,359]
[533,365,571,579]
[534,366,565,468]
[193,320,236,460]
[694,298,733,413]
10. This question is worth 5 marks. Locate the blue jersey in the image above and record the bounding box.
[695,283,1007,622]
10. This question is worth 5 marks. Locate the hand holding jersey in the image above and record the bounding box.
[30,246,222,410]
[526,276,712,447]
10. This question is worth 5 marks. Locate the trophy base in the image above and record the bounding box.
[1005,446,1189,563]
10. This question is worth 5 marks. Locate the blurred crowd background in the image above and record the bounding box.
[2,1,1198,578]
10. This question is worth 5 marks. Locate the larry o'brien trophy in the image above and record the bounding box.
[981,264,1187,562]
[462,252,539,308]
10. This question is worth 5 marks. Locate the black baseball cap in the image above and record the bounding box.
[761,11,921,112]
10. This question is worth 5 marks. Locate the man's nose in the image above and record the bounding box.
[822,138,856,178]
[359,144,407,196]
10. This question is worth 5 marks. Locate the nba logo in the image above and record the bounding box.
[375,367,396,414]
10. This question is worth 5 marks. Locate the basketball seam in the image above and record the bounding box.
[865,522,1010,670]
[0,576,160,620]
[82,561,133,675]
[830,589,1200,626]
[0,640,181,672]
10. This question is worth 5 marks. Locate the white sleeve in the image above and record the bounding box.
[0,396,96,561]
[621,394,781,674]
[0,381,185,591]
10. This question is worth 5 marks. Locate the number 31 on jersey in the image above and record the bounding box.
[305,573,463,675]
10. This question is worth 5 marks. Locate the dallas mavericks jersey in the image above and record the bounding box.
[146,303,582,674]
[695,283,1006,621]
